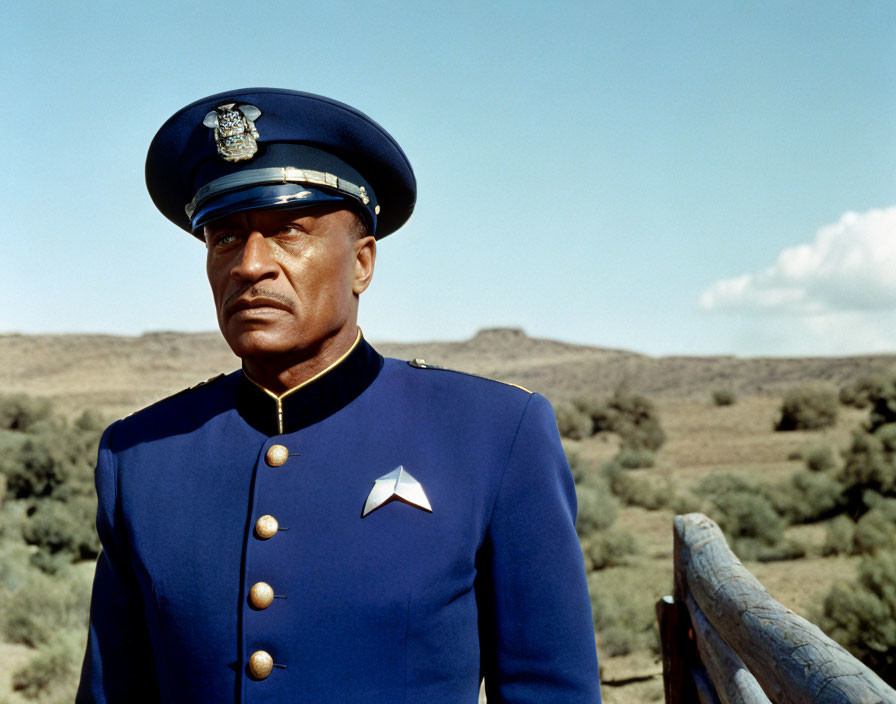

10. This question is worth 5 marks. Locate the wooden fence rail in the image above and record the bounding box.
[657,513,896,704]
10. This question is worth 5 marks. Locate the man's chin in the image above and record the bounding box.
[222,327,298,359]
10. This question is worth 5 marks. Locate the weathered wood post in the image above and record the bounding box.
[658,513,896,704]
[655,515,701,704]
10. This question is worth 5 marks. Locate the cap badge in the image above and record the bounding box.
[203,103,262,162]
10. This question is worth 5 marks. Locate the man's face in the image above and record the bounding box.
[203,206,375,362]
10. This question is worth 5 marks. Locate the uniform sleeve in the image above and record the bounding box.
[478,393,602,703]
[77,422,159,703]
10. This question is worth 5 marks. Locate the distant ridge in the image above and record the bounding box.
[2,328,895,418]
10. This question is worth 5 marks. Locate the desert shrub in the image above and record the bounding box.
[820,368,896,525]
[821,496,896,556]
[575,482,618,538]
[775,385,838,431]
[1,420,99,501]
[753,538,806,562]
[555,403,592,440]
[803,445,838,473]
[73,408,106,435]
[0,566,92,648]
[600,461,632,499]
[819,551,896,685]
[840,430,890,501]
[839,374,884,409]
[696,473,787,559]
[597,625,638,658]
[0,428,29,459]
[22,495,100,569]
[572,396,613,428]
[589,570,666,657]
[563,441,586,484]
[866,372,896,431]
[711,388,736,406]
[615,448,655,469]
[840,426,896,517]
[0,394,53,432]
[601,462,669,510]
[564,442,602,489]
[853,498,896,555]
[11,629,85,702]
[0,537,35,594]
[822,515,856,556]
[0,396,104,571]
[793,469,846,521]
[771,470,845,524]
[561,388,666,452]
[583,529,643,571]
[669,490,703,516]
[624,478,668,510]
[768,444,845,524]
[605,387,665,451]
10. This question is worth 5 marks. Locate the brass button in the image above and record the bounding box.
[249,581,275,609]
[265,444,289,467]
[255,515,279,539]
[248,650,273,679]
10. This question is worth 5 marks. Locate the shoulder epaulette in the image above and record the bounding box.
[183,373,227,393]
[168,373,227,399]
[407,358,532,394]
[127,374,227,418]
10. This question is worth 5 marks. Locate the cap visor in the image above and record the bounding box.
[191,184,347,232]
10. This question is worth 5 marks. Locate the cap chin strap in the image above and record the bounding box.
[185,166,375,219]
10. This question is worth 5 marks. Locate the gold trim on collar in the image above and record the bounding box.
[243,329,363,434]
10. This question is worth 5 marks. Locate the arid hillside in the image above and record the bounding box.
[2,327,894,418]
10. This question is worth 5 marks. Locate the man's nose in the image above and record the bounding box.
[231,231,277,282]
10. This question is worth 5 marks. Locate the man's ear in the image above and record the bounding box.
[352,235,376,295]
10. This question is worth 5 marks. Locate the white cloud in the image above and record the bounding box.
[700,207,896,314]
[719,310,896,356]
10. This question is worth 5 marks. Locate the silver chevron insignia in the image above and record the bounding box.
[362,466,432,517]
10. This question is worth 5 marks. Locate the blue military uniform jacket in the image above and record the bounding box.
[78,336,601,702]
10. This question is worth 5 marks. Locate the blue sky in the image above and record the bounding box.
[3,1,894,356]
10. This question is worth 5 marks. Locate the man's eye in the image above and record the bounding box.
[213,232,238,246]
[277,225,303,238]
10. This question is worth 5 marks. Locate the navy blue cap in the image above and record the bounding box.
[145,88,416,239]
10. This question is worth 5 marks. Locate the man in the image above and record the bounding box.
[78,88,601,703]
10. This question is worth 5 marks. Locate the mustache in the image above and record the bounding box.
[223,286,294,315]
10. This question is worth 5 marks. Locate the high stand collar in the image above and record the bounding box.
[236,333,383,435]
